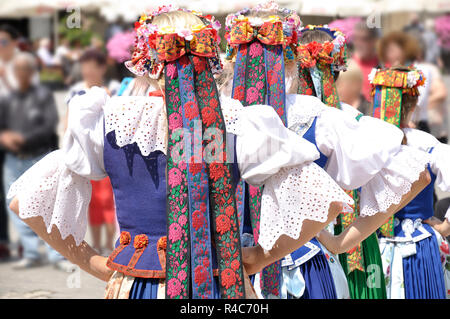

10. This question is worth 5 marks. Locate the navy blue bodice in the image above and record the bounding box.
[103,131,168,277]
[395,164,437,222]
[302,117,328,169]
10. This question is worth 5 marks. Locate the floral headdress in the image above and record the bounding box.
[224,1,301,62]
[370,67,425,238]
[125,5,222,79]
[126,6,246,300]
[224,0,301,299]
[297,25,348,108]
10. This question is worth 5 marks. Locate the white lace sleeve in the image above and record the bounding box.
[315,108,406,190]
[7,86,108,245]
[429,142,450,192]
[258,162,354,251]
[220,96,321,186]
[359,145,430,217]
[446,207,450,222]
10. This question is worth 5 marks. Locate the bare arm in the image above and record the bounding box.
[9,197,112,282]
[242,201,343,275]
[317,169,431,254]
[424,217,450,238]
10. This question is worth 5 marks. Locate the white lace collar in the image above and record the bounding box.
[286,94,326,129]
[104,96,167,156]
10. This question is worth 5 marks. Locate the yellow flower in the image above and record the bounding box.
[191,24,206,32]
[235,15,248,22]
[267,15,281,23]
[159,26,176,34]
[139,14,148,24]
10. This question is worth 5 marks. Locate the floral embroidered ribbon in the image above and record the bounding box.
[165,55,245,299]
[231,37,287,298]
[370,67,425,237]
[339,190,365,273]
[297,42,342,109]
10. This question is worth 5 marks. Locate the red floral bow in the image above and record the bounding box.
[296,41,335,69]
[151,28,219,63]
[226,20,295,47]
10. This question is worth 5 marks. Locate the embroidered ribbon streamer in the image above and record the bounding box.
[373,85,403,237]
[339,190,365,273]
[165,55,245,299]
[231,39,287,298]
[297,63,341,109]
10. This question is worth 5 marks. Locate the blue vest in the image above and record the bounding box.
[283,117,329,267]
[390,148,437,238]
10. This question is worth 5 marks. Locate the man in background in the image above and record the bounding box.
[0,52,71,271]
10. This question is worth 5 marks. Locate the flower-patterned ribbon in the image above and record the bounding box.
[297,42,342,109]
[370,68,425,238]
[231,35,287,297]
[165,55,245,299]
[339,189,365,273]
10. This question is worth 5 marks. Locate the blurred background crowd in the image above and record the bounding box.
[1,0,450,296]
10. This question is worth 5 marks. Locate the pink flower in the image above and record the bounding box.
[249,185,259,198]
[168,112,182,130]
[255,81,264,90]
[167,278,182,297]
[249,42,263,58]
[169,223,183,242]
[246,87,260,104]
[178,214,188,226]
[168,167,182,187]
[166,63,178,79]
[177,270,187,282]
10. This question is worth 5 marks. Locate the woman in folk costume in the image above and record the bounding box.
[222,4,430,299]
[7,7,352,299]
[368,66,448,299]
[293,25,388,299]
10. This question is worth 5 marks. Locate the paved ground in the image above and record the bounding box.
[1,79,450,299]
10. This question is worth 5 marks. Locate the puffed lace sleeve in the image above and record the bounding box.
[221,95,354,251]
[404,128,450,192]
[7,87,108,246]
[220,96,320,186]
[314,107,430,217]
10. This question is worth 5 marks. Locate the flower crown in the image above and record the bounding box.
[369,67,426,96]
[224,1,302,61]
[125,5,223,79]
[297,25,348,72]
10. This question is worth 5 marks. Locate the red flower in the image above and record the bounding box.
[307,41,322,57]
[210,162,225,181]
[323,82,333,97]
[305,88,313,95]
[192,210,205,231]
[233,86,245,101]
[209,98,218,109]
[267,70,278,86]
[231,259,240,271]
[189,158,203,176]
[194,265,208,286]
[134,234,149,249]
[216,214,231,235]
[184,101,199,120]
[221,268,236,289]
[441,242,449,255]
[119,231,131,245]
[193,56,206,74]
[225,206,235,217]
[201,107,217,126]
